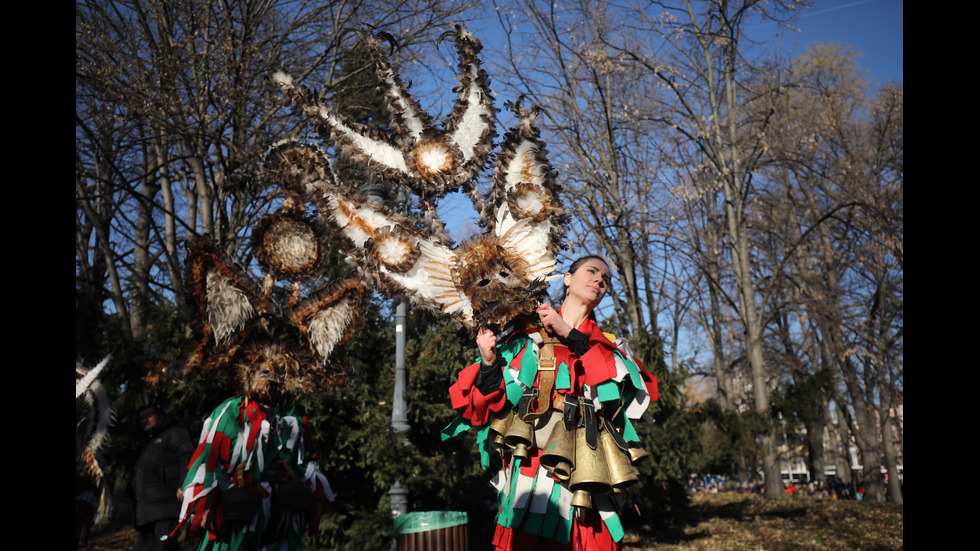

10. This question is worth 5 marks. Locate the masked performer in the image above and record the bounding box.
[174,142,365,550]
[179,397,329,551]
[178,327,341,551]
[443,256,657,551]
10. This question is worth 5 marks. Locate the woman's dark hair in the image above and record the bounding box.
[566,255,609,277]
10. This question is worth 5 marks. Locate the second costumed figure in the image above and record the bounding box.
[174,150,366,551]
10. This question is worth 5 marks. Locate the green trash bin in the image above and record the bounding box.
[394,511,468,551]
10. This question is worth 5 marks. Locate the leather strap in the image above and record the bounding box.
[523,329,560,421]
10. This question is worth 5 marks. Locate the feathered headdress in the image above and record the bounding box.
[274,25,496,203]
[76,356,113,525]
[274,25,566,333]
[178,156,365,402]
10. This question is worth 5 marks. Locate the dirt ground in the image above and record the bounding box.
[81,492,903,550]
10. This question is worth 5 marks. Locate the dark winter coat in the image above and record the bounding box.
[132,416,194,526]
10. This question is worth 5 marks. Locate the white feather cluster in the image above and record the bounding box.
[328,195,397,247]
[309,298,356,359]
[451,65,490,161]
[498,219,556,281]
[376,235,414,266]
[417,144,451,174]
[391,240,471,319]
[324,108,409,173]
[207,272,256,345]
[75,355,111,400]
[318,184,473,320]
[76,357,115,524]
[516,189,545,215]
[384,74,425,140]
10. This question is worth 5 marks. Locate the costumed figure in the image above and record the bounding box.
[76,356,115,547]
[173,151,366,551]
[273,25,657,550]
[443,256,657,551]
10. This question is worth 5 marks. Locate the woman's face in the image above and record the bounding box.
[563,258,611,307]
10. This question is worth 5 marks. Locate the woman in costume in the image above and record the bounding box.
[271,24,655,550]
[444,256,658,551]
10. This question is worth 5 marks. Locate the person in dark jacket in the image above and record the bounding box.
[132,405,195,551]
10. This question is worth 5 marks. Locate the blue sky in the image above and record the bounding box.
[432,0,903,242]
[754,0,903,84]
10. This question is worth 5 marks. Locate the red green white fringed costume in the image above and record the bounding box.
[179,397,333,551]
[442,319,658,551]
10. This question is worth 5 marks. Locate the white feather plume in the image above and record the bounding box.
[75,355,111,400]
[206,272,256,345]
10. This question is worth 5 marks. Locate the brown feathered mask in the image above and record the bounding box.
[274,26,567,334]
[179,161,365,404]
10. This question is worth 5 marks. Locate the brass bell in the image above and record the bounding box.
[570,489,592,509]
[489,410,514,452]
[628,443,650,465]
[503,413,535,461]
[540,418,576,481]
[600,429,639,489]
[568,425,611,506]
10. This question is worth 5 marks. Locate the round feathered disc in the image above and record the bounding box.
[413,137,455,179]
[369,226,421,272]
[508,182,552,221]
[252,213,323,278]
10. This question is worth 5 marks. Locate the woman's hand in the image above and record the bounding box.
[537,303,573,338]
[477,327,497,365]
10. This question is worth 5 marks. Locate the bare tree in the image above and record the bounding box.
[753,45,903,502]
[490,0,689,366]
[612,0,808,497]
[487,2,905,502]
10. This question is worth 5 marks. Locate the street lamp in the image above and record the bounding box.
[359,181,412,519]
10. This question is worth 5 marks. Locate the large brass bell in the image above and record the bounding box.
[600,429,639,489]
[503,412,535,461]
[568,425,611,508]
[488,410,514,453]
[540,415,576,481]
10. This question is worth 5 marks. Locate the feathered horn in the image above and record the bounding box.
[76,357,114,524]
[485,99,567,278]
[75,354,111,400]
[273,24,496,200]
